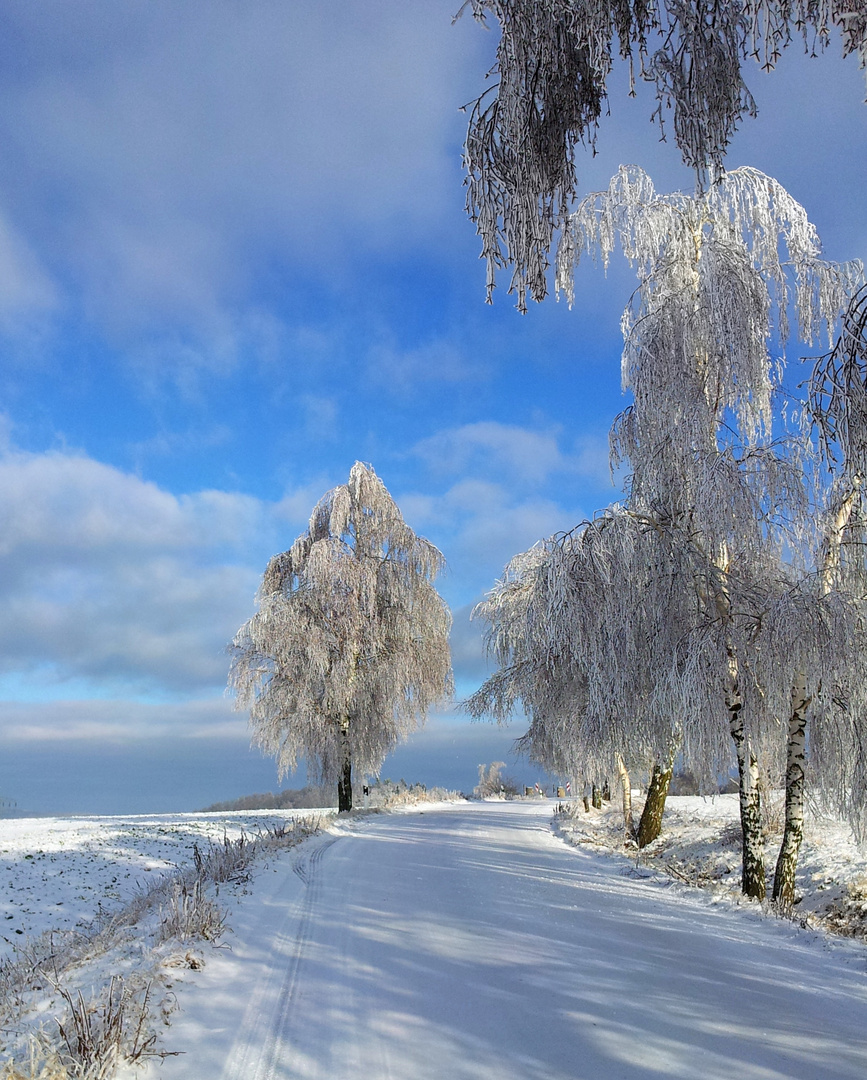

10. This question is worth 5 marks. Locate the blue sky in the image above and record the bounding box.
[1,1,866,814]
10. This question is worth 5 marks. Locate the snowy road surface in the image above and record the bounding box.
[139,801,867,1080]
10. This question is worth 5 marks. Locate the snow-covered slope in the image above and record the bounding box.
[557,792,867,936]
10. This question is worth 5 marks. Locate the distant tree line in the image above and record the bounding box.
[201,785,337,813]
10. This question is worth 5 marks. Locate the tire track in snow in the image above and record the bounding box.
[219,835,337,1080]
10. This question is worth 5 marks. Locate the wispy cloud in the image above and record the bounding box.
[397,420,610,604]
[368,337,490,391]
[412,420,613,488]
[449,602,490,690]
[0,420,609,713]
[0,698,242,743]
[0,211,56,324]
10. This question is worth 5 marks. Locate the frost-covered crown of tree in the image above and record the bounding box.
[459,0,867,308]
[228,462,453,792]
[557,164,861,547]
[467,517,734,785]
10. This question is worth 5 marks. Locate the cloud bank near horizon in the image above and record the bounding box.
[0,416,598,741]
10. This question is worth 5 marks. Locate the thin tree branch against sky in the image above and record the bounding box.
[458,0,867,308]
[0,1,865,812]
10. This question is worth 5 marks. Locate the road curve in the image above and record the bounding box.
[139,801,867,1080]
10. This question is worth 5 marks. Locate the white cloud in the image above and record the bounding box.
[0,452,262,556]
[449,603,490,687]
[413,422,566,485]
[0,212,55,324]
[0,697,242,743]
[368,338,489,391]
[272,479,336,534]
[0,449,277,696]
[0,433,596,725]
[127,424,234,470]
[400,477,584,607]
[0,0,486,357]
[449,484,576,569]
[398,420,620,603]
[300,395,339,438]
[412,420,613,488]
[0,3,862,380]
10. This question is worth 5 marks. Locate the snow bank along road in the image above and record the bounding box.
[134,800,867,1080]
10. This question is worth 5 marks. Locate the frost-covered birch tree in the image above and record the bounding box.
[459,0,867,307]
[703,285,867,904]
[467,510,729,842]
[552,164,861,896]
[776,282,867,887]
[228,462,453,812]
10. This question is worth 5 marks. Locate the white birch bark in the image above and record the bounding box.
[772,673,811,903]
[616,755,634,840]
[820,482,861,597]
[727,655,765,900]
[773,484,858,900]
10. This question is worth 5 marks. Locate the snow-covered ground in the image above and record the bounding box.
[3,797,867,1078]
[556,792,867,937]
[123,800,867,1079]
[0,809,335,962]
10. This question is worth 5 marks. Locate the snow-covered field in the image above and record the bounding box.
[0,809,336,963]
[0,807,337,1076]
[0,812,334,963]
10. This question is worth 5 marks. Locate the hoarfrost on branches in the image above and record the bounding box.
[458,0,867,307]
[228,463,453,811]
[806,281,867,843]
[556,165,861,564]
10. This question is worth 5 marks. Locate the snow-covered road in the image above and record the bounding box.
[139,800,867,1080]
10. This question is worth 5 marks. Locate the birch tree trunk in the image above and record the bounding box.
[772,673,811,904]
[337,716,353,812]
[338,651,360,813]
[729,694,766,900]
[616,755,635,840]
[771,486,857,901]
[820,483,860,597]
[637,757,674,848]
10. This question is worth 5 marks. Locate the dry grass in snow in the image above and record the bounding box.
[0,809,334,1078]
